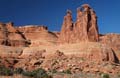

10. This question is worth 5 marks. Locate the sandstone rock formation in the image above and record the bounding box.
[56,42,119,63]
[14,43,120,73]
[0,22,29,47]
[100,33,120,60]
[17,25,58,46]
[0,3,120,77]
[16,25,48,33]
[58,4,99,43]
[58,10,73,43]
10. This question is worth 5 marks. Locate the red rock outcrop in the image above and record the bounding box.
[100,33,120,60]
[58,4,99,43]
[0,23,7,45]
[16,25,48,33]
[56,42,118,63]
[58,10,73,43]
[14,44,119,73]
[16,25,48,40]
[0,22,29,47]
[16,25,58,46]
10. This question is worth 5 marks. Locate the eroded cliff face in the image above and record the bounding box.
[16,25,48,33]
[100,33,120,60]
[16,25,58,46]
[0,22,29,47]
[58,4,99,43]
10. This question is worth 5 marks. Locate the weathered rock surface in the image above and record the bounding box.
[17,25,58,46]
[58,4,99,43]
[100,33,120,60]
[14,43,120,74]
[57,42,118,63]
[0,45,23,58]
[16,25,48,33]
[0,22,29,47]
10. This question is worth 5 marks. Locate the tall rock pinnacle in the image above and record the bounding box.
[58,10,73,43]
[58,4,99,43]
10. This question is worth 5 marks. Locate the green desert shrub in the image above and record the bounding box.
[62,69,72,74]
[100,73,110,78]
[14,68,24,74]
[22,71,34,77]
[49,69,57,74]
[0,66,13,76]
[22,68,52,78]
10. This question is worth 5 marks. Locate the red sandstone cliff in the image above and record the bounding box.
[0,22,29,47]
[16,25,58,46]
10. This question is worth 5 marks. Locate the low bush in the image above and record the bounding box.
[100,73,110,78]
[14,68,24,74]
[22,68,52,78]
[0,66,52,78]
[0,66,13,76]
[49,69,57,74]
[62,69,72,74]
